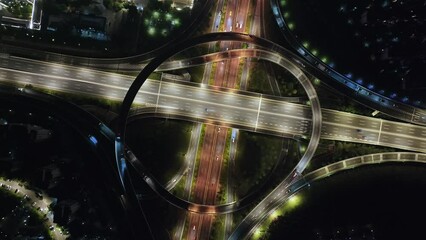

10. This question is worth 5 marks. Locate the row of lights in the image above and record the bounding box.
[280,1,422,107]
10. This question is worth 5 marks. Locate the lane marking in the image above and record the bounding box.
[155,80,162,112]
[378,119,383,144]
[254,94,262,131]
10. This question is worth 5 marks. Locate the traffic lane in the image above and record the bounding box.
[0,68,132,101]
[322,110,381,130]
[199,215,213,240]
[193,126,216,203]
[214,57,228,87]
[5,64,426,153]
[159,81,261,110]
[224,0,236,32]
[261,98,311,118]
[224,58,240,87]
[0,66,134,97]
[321,123,380,143]
[234,0,250,33]
[0,57,135,85]
[200,125,220,203]
[156,96,258,124]
[256,113,309,134]
[382,121,426,137]
[4,69,426,152]
[8,68,426,152]
[216,59,228,86]
[205,127,227,204]
[187,213,202,240]
[0,65,314,126]
[379,133,426,151]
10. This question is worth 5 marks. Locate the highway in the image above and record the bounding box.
[1,57,426,153]
[7,81,425,239]
[171,123,202,240]
[188,125,227,240]
[1,31,425,240]
[187,1,253,238]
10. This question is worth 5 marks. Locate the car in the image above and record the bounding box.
[49,225,54,230]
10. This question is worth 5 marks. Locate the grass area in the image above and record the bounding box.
[171,175,187,199]
[315,83,405,122]
[216,129,231,204]
[209,62,217,85]
[259,163,426,239]
[252,193,305,240]
[126,118,193,184]
[317,83,375,116]
[272,63,306,97]
[235,59,245,89]
[305,139,400,173]
[231,138,300,230]
[247,61,275,95]
[149,72,162,80]
[233,131,284,198]
[187,65,206,83]
[210,215,226,240]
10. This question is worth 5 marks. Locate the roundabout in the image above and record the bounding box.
[114,32,322,214]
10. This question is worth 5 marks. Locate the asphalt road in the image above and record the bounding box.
[0,57,425,153]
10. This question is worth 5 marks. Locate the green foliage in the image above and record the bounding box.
[247,61,274,95]
[234,132,283,197]
[187,65,205,83]
[126,119,193,184]
[332,141,396,161]
[7,0,32,19]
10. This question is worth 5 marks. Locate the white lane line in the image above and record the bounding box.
[155,80,162,112]
[254,94,263,131]
[377,119,383,144]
